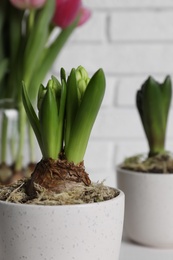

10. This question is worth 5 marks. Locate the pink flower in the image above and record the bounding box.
[53,0,91,28]
[78,7,91,27]
[10,0,47,10]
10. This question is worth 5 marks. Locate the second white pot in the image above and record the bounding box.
[117,167,173,248]
[0,188,124,260]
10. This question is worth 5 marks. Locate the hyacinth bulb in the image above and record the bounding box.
[53,0,91,28]
[10,0,46,9]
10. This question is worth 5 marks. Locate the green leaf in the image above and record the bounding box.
[28,20,77,99]
[0,58,8,83]
[57,79,67,152]
[65,68,79,146]
[60,68,66,84]
[39,82,59,159]
[9,7,24,65]
[51,75,62,94]
[0,0,7,60]
[1,112,8,163]
[66,69,106,164]
[37,84,47,112]
[160,76,172,129]
[23,0,55,86]
[143,77,164,155]
[22,82,45,156]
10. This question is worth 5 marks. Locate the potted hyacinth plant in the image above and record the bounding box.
[117,76,173,248]
[0,66,124,260]
[0,0,91,185]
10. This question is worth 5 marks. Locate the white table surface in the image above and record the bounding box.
[119,237,173,260]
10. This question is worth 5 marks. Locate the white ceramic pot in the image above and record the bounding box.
[117,167,173,248]
[0,189,124,260]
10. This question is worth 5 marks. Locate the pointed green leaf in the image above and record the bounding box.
[143,77,165,155]
[28,20,77,96]
[57,79,67,153]
[39,82,59,159]
[22,83,45,156]
[66,69,106,164]
[0,58,8,83]
[51,75,62,93]
[160,76,172,128]
[65,68,79,146]
[9,7,24,64]
[23,0,55,85]
[60,68,66,84]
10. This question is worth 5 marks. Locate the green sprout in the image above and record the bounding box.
[22,66,106,167]
[136,76,172,157]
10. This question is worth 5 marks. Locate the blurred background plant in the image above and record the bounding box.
[122,76,173,173]
[136,76,172,158]
[0,0,91,183]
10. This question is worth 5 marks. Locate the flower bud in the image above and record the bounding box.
[53,0,91,28]
[78,7,91,26]
[76,66,90,101]
[37,84,47,111]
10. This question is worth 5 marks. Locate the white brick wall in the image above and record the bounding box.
[51,1,173,186]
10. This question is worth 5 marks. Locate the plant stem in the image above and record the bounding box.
[10,134,16,164]
[28,10,36,33]
[28,123,35,163]
[28,21,77,101]
[1,111,8,163]
[14,104,26,171]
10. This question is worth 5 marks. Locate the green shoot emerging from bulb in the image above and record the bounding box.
[22,66,106,194]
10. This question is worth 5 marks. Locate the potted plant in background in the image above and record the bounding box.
[0,0,91,184]
[0,66,125,260]
[117,75,173,248]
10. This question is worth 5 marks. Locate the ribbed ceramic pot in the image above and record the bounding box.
[117,167,173,248]
[0,188,124,260]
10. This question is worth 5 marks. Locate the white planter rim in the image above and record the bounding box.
[0,187,124,209]
[117,165,173,177]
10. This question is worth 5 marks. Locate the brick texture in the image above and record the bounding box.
[50,1,173,187]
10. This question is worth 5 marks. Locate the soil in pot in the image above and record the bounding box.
[121,152,173,173]
[0,158,118,205]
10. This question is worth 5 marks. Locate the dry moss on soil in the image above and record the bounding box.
[121,152,173,173]
[0,179,118,205]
